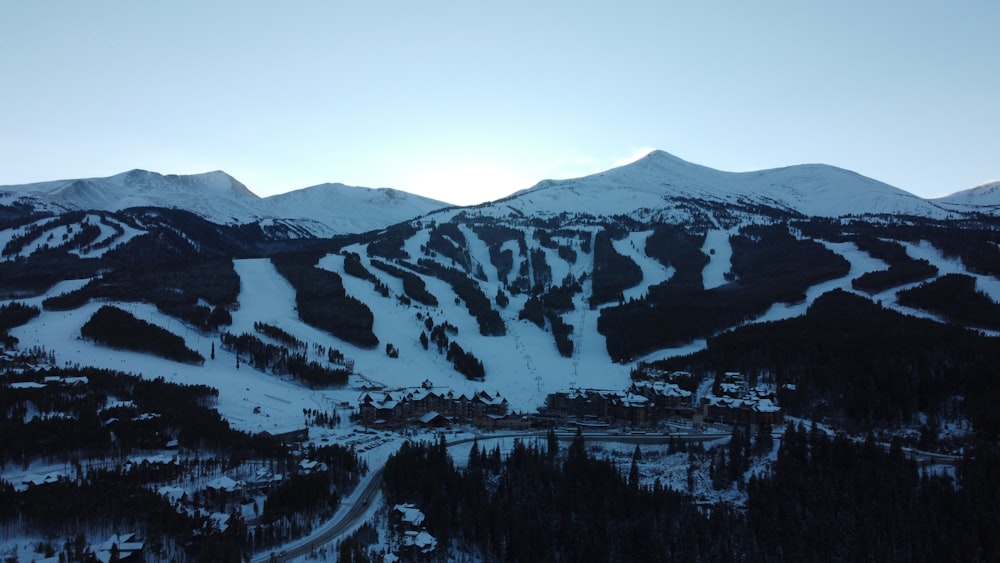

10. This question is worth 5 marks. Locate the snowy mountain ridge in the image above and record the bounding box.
[0,170,451,237]
[935,179,1000,213]
[3,151,996,241]
[478,150,959,222]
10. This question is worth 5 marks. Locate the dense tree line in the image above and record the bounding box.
[0,301,39,347]
[423,317,459,355]
[366,221,418,260]
[381,434,742,562]
[600,224,850,361]
[81,305,204,364]
[271,252,379,349]
[254,321,307,351]
[545,310,574,357]
[653,289,1000,435]
[589,228,643,307]
[922,225,1000,278]
[0,250,98,298]
[425,221,473,271]
[797,216,1000,279]
[3,206,307,299]
[471,223,527,284]
[261,471,341,528]
[850,235,938,293]
[529,248,552,292]
[518,296,545,329]
[897,273,1000,330]
[2,211,92,257]
[342,251,390,297]
[515,277,581,355]
[542,275,582,312]
[748,423,999,562]
[260,443,363,531]
[43,256,238,331]
[446,341,486,380]
[370,259,439,306]
[0,202,52,231]
[0,470,247,562]
[0,366,286,464]
[416,259,506,336]
[644,224,708,290]
[220,332,350,388]
[532,227,585,263]
[380,426,1000,562]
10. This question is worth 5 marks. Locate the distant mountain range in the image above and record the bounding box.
[0,169,451,237]
[1,149,998,397]
[1,151,997,240]
[2,150,999,562]
[482,150,998,221]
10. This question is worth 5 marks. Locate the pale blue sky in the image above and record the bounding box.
[2,1,997,205]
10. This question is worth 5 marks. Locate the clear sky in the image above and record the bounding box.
[2,1,997,206]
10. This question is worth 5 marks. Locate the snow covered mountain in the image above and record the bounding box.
[3,150,999,562]
[934,180,1000,214]
[2,149,998,414]
[2,151,995,241]
[0,170,451,237]
[265,183,452,237]
[0,169,262,221]
[474,150,959,223]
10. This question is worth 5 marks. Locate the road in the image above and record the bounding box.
[253,429,729,562]
[254,466,385,563]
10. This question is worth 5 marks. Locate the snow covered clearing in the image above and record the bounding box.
[613,230,673,301]
[701,229,734,290]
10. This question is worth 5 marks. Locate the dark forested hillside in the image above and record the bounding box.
[897,273,1000,330]
[271,252,379,349]
[380,428,999,562]
[81,305,205,364]
[590,228,642,307]
[44,257,238,331]
[599,224,850,361]
[648,290,1000,435]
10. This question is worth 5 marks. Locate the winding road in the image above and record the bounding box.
[252,429,730,562]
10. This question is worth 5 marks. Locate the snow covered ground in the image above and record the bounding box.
[7,224,998,427]
[3,223,993,561]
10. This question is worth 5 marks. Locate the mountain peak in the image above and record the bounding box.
[936,179,1000,208]
[490,149,954,220]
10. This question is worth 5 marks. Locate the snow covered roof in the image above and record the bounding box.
[9,381,45,389]
[158,486,186,504]
[360,386,504,409]
[419,411,446,424]
[631,380,692,398]
[205,476,243,492]
[43,375,88,385]
[754,399,780,413]
[622,393,650,407]
[21,472,64,486]
[95,533,144,562]
[393,503,426,526]
[403,530,438,553]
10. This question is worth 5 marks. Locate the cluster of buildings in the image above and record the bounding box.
[543,377,693,427]
[698,372,783,428]
[357,379,511,427]
[542,370,783,430]
[388,503,438,558]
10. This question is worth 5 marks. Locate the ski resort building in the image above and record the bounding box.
[699,372,783,428]
[543,387,654,427]
[356,379,507,426]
